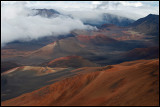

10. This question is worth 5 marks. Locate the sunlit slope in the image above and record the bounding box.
[2,59,159,106]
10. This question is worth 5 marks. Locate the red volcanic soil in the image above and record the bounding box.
[47,55,98,68]
[48,56,82,64]
[2,59,159,106]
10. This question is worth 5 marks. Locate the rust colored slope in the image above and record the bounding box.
[2,59,159,106]
[47,55,98,68]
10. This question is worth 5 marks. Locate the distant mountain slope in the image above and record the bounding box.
[131,14,159,35]
[26,35,130,65]
[2,59,159,106]
[2,33,151,66]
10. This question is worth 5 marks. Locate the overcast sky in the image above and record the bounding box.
[2,1,159,19]
[1,1,159,46]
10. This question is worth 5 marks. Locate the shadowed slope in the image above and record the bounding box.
[2,59,159,106]
[1,61,19,73]
[1,66,74,101]
[124,46,159,60]
[131,14,159,35]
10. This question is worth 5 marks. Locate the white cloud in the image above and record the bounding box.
[118,1,143,7]
[1,2,96,46]
[93,1,158,19]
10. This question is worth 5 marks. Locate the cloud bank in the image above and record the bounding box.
[1,2,96,46]
[8,1,158,20]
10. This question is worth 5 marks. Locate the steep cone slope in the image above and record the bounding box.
[2,59,159,106]
[30,37,93,59]
[46,56,99,68]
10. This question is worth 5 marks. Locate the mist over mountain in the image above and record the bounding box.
[1,5,96,46]
[83,13,134,27]
[103,13,134,26]
[2,1,159,46]
[32,9,60,18]
[0,7,137,46]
